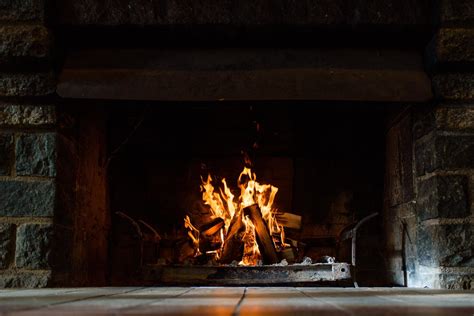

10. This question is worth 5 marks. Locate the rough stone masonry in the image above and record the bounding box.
[0,0,56,287]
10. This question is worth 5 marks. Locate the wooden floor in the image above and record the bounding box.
[0,287,473,315]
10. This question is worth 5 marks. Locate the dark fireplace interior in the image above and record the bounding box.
[105,102,387,285]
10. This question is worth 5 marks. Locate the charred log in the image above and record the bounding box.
[220,211,245,264]
[243,204,279,264]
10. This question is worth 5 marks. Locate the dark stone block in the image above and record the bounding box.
[0,180,55,217]
[15,223,52,269]
[0,271,50,288]
[417,175,469,220]
[0,72,55,97]
[417,224,474,268]
[413,105,437,140]
[433,74,474,101]
[413,105,474,139]
[433,28,474,63]
[438,0,474,24]
[0,25,51,61]
[0,133,13,175]
[0,223,14,269]
[436,105,474,131]
[0,104,56,126]
[16,133,56,177]
[440,274,474,290]
[0,0,44,22]
[415,134,474,175]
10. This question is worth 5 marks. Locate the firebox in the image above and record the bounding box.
[102,102,387,285]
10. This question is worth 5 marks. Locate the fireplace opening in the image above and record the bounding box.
[105,102,387,285]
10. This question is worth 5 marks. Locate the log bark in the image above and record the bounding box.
[220,211,245,264]
[244,204,279,264]
[199,217,224,237]
[275,212,302,229]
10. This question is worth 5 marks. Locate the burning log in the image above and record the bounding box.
[199,217,225,237]
[220,211,245,264]
[244,204,279,264]
[275,212,302,230]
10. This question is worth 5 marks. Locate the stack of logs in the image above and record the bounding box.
[201,204,302,265]
[116,207,302,265]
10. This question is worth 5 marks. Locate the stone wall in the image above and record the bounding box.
[0,0,57,287]
[0,105,56,287]
[385,0,474,290]
[414,0,474,290]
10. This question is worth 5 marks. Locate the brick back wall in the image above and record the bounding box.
[0,0,57,287]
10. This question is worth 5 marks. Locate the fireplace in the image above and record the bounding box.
[0,0,473,290]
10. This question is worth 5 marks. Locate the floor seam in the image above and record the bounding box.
[297,288,356,316]
[116,287,196,312]
[231,287,247,316]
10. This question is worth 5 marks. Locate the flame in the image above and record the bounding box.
[184,215,201,256]
[241,215,261,265]
[184,166,287,265]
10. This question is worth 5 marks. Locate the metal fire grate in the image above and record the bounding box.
[141,263,351,286]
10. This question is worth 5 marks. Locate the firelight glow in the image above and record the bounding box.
[184,166,287,266]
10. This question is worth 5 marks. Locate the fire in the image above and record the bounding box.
[184,166,287,266]
[241,215,261,265]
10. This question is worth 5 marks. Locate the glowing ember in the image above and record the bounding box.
[184,166,288,266]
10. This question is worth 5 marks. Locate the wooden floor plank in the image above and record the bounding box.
[0,287,140,313]
[121,287,245,316]
[0,287,473,316]
[239,287,350,316]
[7,287,191,316]
[300,287,474,316]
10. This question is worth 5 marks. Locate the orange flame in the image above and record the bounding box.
[185,166,286,265]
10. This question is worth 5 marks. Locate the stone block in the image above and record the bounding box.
[417,224,474,268]
[16,133,56,177]
[0,72,55,97]
[412,105,437,140]
[432,28,474,63]
[0,0,44,22]
[417,175,469,220]
[0,180,55,216]
[440,273,474,290]
[0,271,50,288]
[415,134,474,175]
[0,133,13,175]
[436,105,474,131]
[0,223,14,269]
[0,104,56,126]
[433,73,474,101]
[0,25,51,60]
[413,105,474,139]
[438,0,474,25]
[15,223,52,269]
